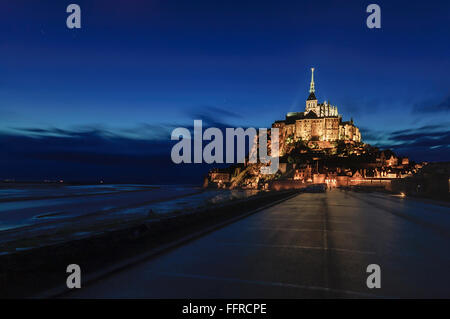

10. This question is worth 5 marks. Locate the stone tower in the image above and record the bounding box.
[305,67,318,114]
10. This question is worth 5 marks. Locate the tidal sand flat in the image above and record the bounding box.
[0,184,260,254]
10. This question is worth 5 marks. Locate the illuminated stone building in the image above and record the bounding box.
[272,68,362,155]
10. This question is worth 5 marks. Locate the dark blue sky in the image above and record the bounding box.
[0,0,449,183]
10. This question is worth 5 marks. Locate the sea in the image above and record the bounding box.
[0,184,260,254]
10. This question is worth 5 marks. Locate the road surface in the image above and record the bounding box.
[66,190,450,298]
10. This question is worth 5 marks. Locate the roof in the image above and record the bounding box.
[307,92,317,100]
[284,111,341,123]
[285,111,306,124]
[304,110,318,119]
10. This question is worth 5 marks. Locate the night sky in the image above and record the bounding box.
[0,0,449,183]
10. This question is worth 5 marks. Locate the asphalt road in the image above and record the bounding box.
[66,190,450,298]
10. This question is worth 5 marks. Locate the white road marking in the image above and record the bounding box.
[246,227,367,237]
[219,242,376,255]
[257,217,352,224]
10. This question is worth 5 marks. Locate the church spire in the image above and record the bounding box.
[309,67,315,93]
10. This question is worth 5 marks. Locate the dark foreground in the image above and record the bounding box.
[65,190,450,298]
[0,190,295,297]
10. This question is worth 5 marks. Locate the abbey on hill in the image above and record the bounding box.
[272,68,361,156]
[204,68,437,194]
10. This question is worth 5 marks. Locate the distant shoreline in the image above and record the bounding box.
[0,185,161,203]
[0,181,200,186]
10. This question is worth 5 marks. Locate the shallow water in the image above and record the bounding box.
[0,184,157,201]
[0,184,260,251]
[148,189,259,214]
[0,184,198,231]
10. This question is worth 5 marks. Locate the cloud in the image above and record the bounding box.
[372,125,450,162]
[2,116,448,183]
[0,127,216,183]
[413,95,450,113]
[118,123,173,140]
[0,114,260,183]
[197,105,243,120]
[186,105,243,128]
[359,126,386,142]
[390,124,448,136]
